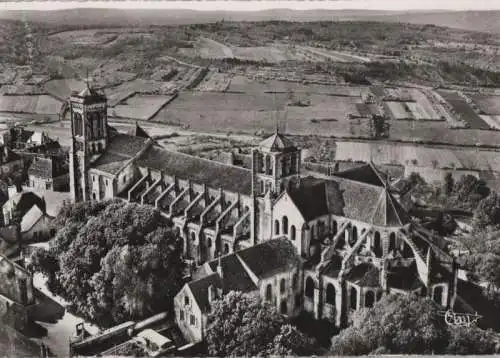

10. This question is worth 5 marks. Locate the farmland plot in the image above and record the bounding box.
[446,99,490,130]
[0,95,62,114]
[196,37,234,59]
[409,89,441,120]
[480,115,500,130]
[196,71,231,92]
[109,94,174,121]
[298,47,371,63]
[0,85,44,95]
[49,29,118,46]
[473,95,500,114]
[105,79,167,106]
[44,78,86,100]
[385,101,414,120]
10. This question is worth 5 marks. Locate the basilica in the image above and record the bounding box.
[68,84,458,343]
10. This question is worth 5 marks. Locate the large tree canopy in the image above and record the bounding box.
[331,294,448,355]
[330,293,500,355]
[205,291,318,356]
[29,200,185,327]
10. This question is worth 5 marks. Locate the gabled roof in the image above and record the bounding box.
[284,176,410,227]
[236,238,301,279]
[20,205,44,233]
[207,254,257,293]
[186,273,222,313]
[5,191,45,217]
[136,145,253,195]
[334,162,388,187]
[258,132,297,152]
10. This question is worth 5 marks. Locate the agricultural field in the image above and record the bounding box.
[151,91,368,136]
[0,84,45,95]
[297,46,371,63]
[446,99,490,130]
[480,115,500,130]
[0,95,62,114]
[473,95,500,115]
[109,94,175,121]
[105,79,171,106]
[384,101,414,120]
[408,89,442,120]
[108,95,174,121]
[196,71,231,92]
[44,78,86,100]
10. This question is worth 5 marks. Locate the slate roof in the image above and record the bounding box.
[207,254,257,293]
[28,157,67,179]
[334,162,388,187]
[187,273,222,313]
[137,145,253,195]
[345,263,380,287]
[20,205,44,233]
[236,238,301,279]
[259,132,297,152]
[89,132,150,175]
[6,191,45,217]
[286,175,410,227]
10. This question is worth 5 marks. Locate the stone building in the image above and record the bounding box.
[67,86,459,341]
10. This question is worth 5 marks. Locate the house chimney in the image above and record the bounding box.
[7,185,19,199]
[216,257,223,280]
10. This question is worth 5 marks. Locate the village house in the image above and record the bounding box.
[28,156,69,192]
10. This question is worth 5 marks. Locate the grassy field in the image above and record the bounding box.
[44,78,86,100]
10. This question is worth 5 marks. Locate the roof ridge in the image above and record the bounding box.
[369,161,389,187]
[370,190,386,225]
[385,189,403,226]
[331,174,386,190]
[149,144,252,174]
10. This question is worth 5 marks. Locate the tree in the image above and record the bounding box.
[473,191,500,230]
[31,200,184,327]
[443,172,454,196]
[446,326,500,354]
[330,294,448,355]
[206,291,285,356]
[206,291,316,356]
[465,253,500,288]
[265,324,320,356]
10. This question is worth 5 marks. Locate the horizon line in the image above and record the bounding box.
[1,1,499,12]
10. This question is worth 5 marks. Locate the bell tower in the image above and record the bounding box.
[251,130,301,197]
[69,80,108,203]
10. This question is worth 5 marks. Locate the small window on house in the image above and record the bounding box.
[123,175,126,183]
[266,284,273,302]
[92,175,95,182]
[179,310,184,321]
[92,192,96,200]
[190,315,196,326]
[184,296,189,306]
[208,238,212,248]
[280,278,286,294]
[45,182,51,190]
[224,243,229,254]
[292,274,298,290]
[105,179,108,187]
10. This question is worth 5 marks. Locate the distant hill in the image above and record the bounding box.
[0,8,498,34]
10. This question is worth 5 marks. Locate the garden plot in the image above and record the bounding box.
[196,37,234,59]
[108,94,174,121]
[409,89,441,120]
[49,29,118,46]
[105,79,168,106]
[0,95,62,114]
[298,46,371,63]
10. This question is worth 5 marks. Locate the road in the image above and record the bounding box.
[26,120,259,147]
[32,273,99,357]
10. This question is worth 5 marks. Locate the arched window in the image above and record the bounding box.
[350,287,357,310]
[280,278,286,293]
[207,238,212,248]
[326,284,336,305]
[292,274,298,290]
[377,291,382,301]
[433,286,443,305]
[389,232,396,251]
[260,180,265,194]
[310,225,315,240]
[224,243,229,254]
[274,220,280,235]
[280,300,287,315]
[332,220,338,235]
[184,295,189,306]
[305,277,314,298]
[365,291,375,308]
[266,284,273,302]
[259,153,265,173]
[282,216,288,235]
[265,155,272,175]
[349,226,358,246]
[290,225,296,241]
[374,231,382,257]
[191,232,196,242]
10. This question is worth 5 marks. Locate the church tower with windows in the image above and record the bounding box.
[69,83,108,203]
[251,131,301,243]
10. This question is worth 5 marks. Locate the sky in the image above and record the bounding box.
[0,0,499,12]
